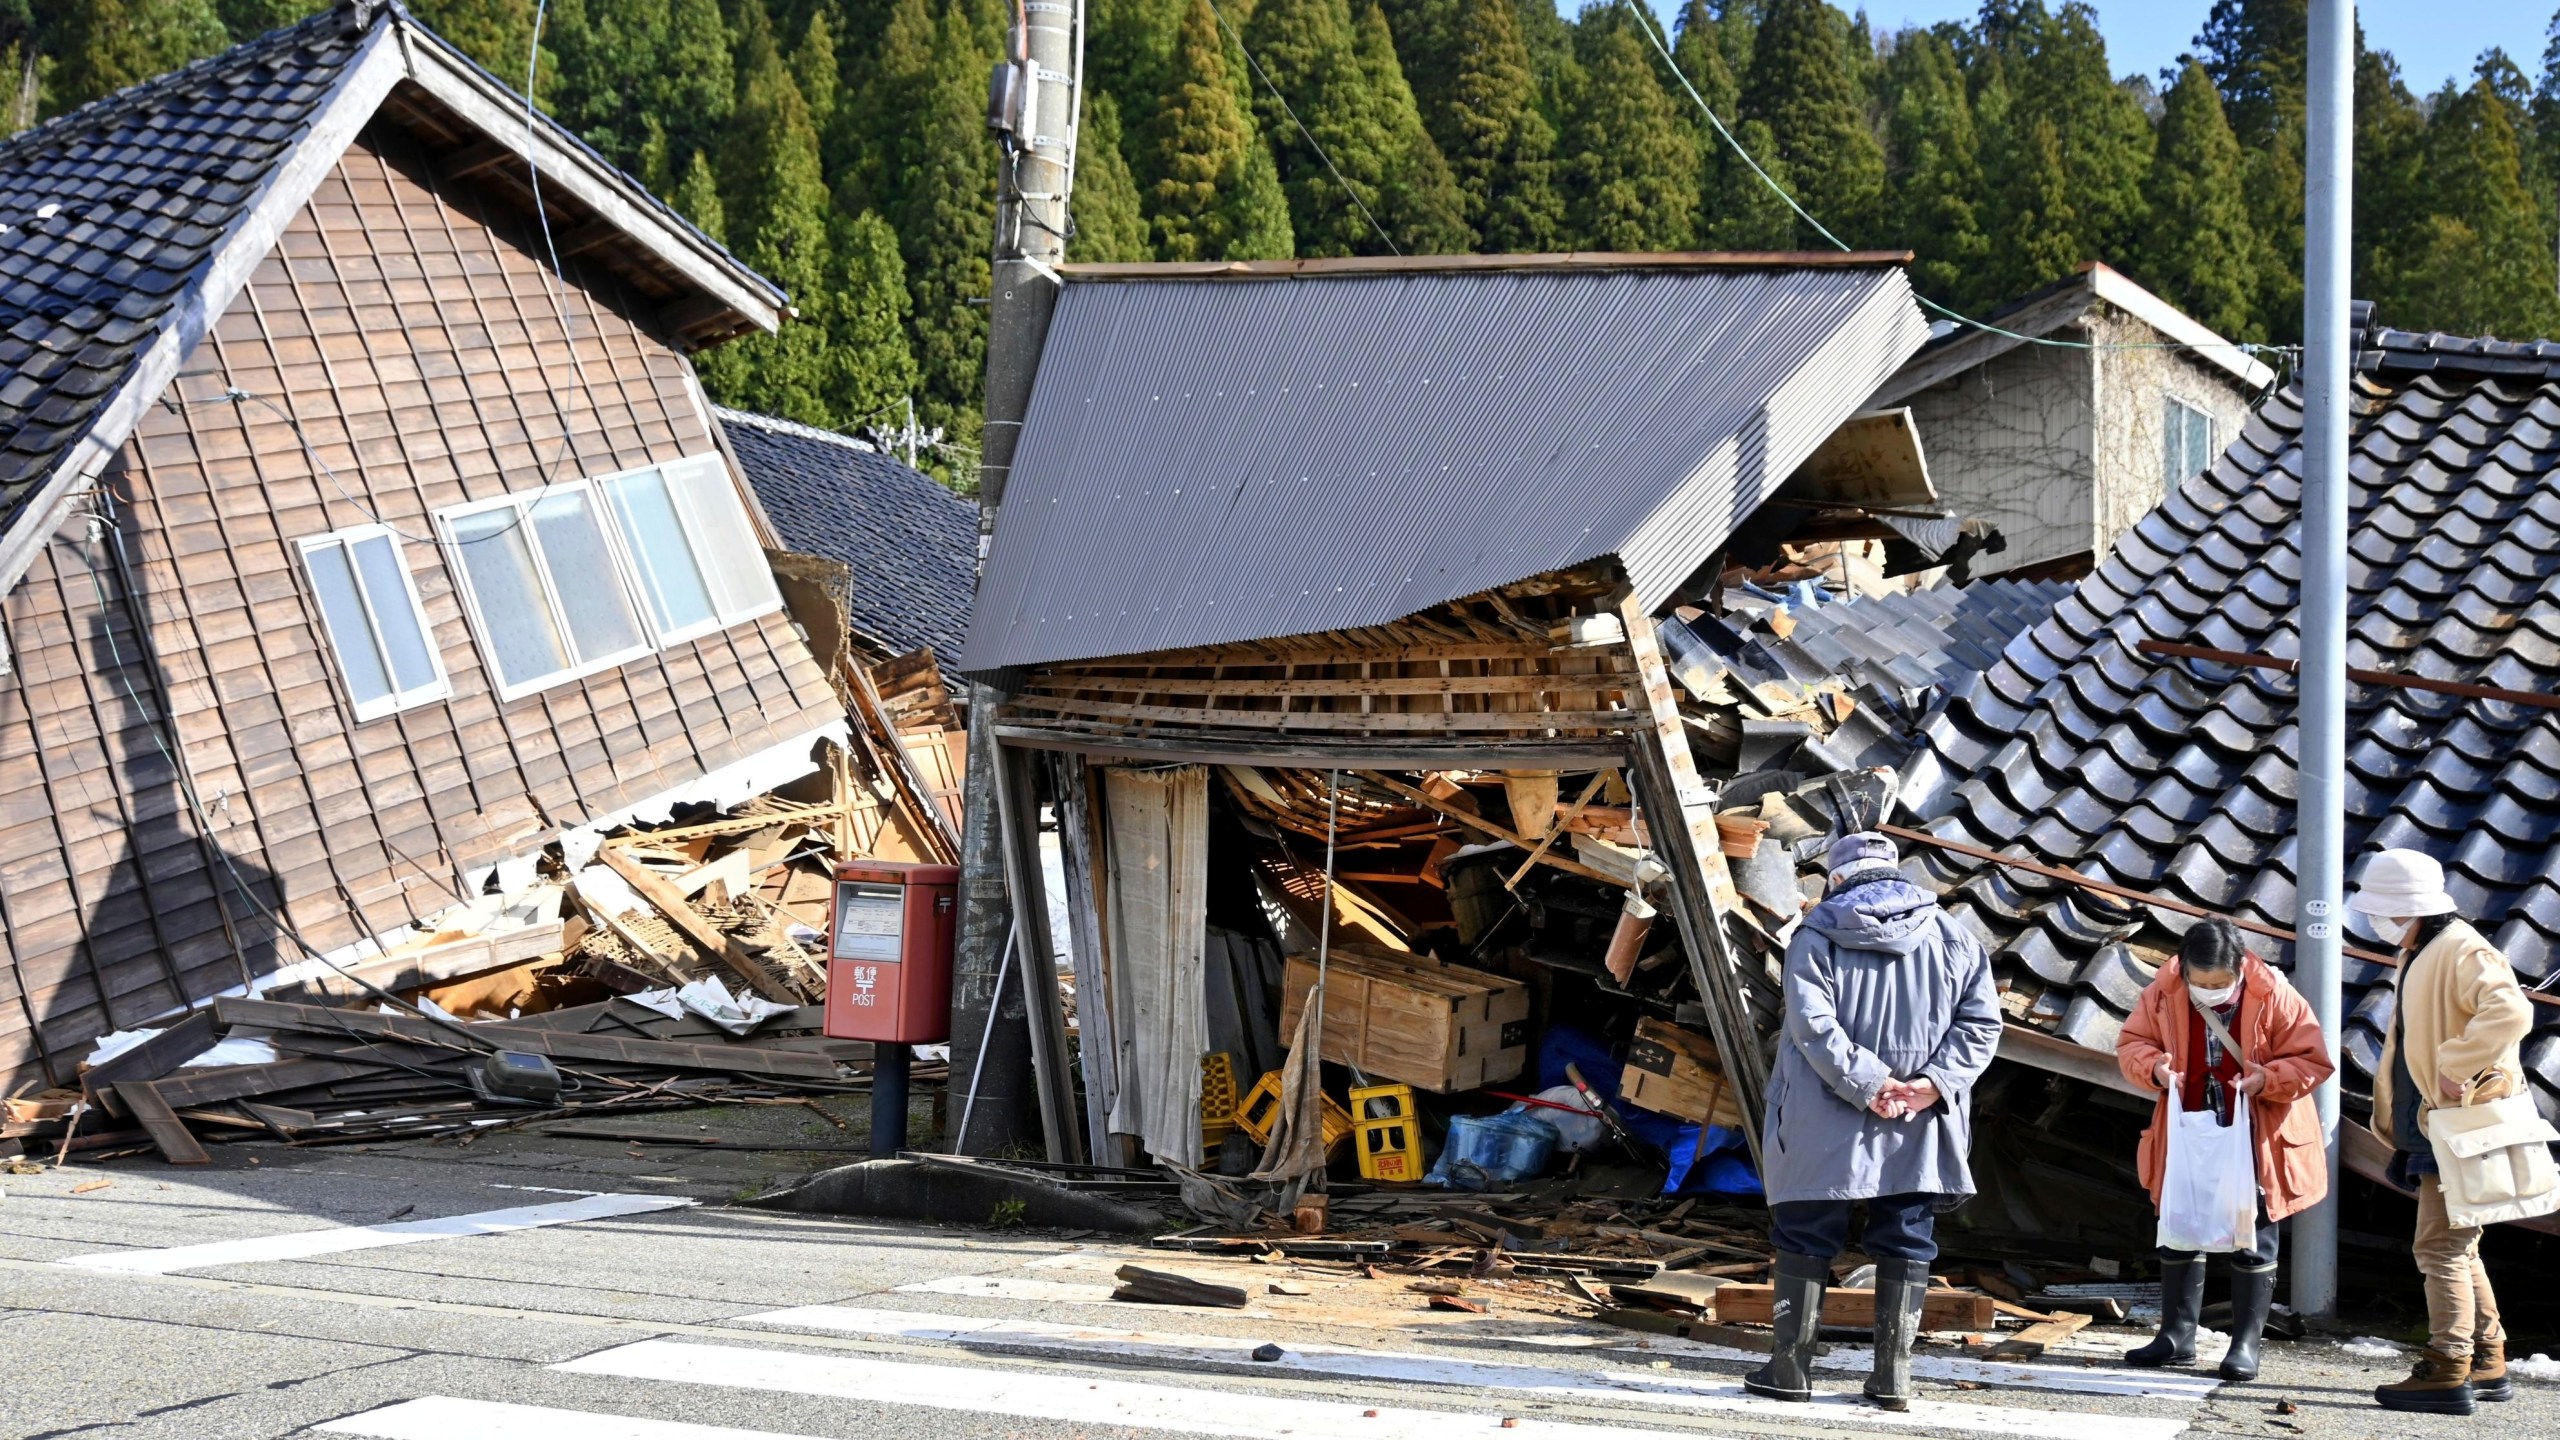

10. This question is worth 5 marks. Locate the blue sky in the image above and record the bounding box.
[1602,3,2560,97]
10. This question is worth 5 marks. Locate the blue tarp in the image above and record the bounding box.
[1533,1024,1762,1198]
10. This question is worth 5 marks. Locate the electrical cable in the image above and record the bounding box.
[1619,1,2298,368]
[76,493,502,1053]
[1201,0,1400,256]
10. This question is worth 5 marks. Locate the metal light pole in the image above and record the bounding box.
[948,0,1084,1154]
[2292,0,2353,1319]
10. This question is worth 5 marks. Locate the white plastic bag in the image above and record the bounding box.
[2157,1102,2258,1253]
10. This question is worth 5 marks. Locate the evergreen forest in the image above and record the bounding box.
[17,0,2560,487]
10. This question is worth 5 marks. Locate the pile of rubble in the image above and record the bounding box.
[6,782,942,1167]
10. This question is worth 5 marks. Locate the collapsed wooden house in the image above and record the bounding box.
[958,254,1942,1178]
[0,2,938,1100]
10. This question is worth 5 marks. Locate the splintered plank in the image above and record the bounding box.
[1712,1284,1995,1331]
[1983,1312,2094,1359]
[82,1009,223,1120]
[147,1059,392,1110]
[114,1080,211,1165]
[210,998,839,1080]
[597,848,799,1003]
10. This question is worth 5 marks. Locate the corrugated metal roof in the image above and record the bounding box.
[962,261,1931,671]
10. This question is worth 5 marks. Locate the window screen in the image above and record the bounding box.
[2164,397,2216,486]
[299,527,448,720]
[441,486,653,698]
[598,455,781,641]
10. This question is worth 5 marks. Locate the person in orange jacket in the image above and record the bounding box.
[2116,918,2335,1382]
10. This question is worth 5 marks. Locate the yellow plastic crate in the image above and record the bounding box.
[1350,1082,1422,1183]
[1235,1068,1352,1155]
[1202,1052,1239,1151]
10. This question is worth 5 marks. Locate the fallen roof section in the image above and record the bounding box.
[1897,317,2560,1124]
[963,257,1931,672]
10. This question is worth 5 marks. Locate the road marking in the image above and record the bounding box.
[897,1270,1275,1315]
[320,1396,827,1440]
[55,1193,696,1275]
[557,1337,1734,1439]
[740,1304,2188,1440]
[1498,1332,2219,1402]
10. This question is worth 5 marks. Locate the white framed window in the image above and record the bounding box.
[2164,395,2216,486]
[297,525,451,721]
[436,481,656,699]
[596,454,783,642]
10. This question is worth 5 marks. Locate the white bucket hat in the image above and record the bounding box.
[2346,848,2458,918]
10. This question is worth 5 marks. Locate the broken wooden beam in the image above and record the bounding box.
[1711,1284,1995,1331]
[81,1008,223,1120]
[210,998,843,1080]
[1111,1264,1250,1308]
[114,1080,211,1165]
[1353,771,1619,886]
[1981,1311,2093,1360]
[597,847,800,1003]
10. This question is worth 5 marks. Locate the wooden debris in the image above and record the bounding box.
[1713,1284,1995,1330]
[598,848,799,1003]
[1981,1311,2093,1360]
[115,1081,210,1166]
[1111,1265,1251,1308]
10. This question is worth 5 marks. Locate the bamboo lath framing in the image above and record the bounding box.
[997,581,1644,748]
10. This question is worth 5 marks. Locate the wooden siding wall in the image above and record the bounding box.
[0,125,840,1091]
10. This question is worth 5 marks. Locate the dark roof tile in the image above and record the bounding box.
[0,7,366,542]
[716,408,975,669]
[1907,331,2560,1109]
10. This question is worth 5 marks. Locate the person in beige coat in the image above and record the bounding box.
[2351,849,2536,1415]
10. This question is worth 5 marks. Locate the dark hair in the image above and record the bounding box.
[2180,917,2247,978]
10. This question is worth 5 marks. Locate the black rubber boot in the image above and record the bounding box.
[2219,1261,2277,1382]
[2126,1255,2203,1367]
[1864,1256,1929,1411]
[1743,1252,1830,1402]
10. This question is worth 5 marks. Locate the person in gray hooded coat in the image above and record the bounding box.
[1745,832,2002,1411]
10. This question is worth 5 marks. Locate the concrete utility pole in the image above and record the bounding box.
[948,0,1083,1154]
[2293,0,2352,1318]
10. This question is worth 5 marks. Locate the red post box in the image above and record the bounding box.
[823,861,959,1043]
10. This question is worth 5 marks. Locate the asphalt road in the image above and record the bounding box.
[0,1125,2550,1440]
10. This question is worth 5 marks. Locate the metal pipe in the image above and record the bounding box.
[2294,0,2354,1320]
[870,1042,912,1159]
[2136,639,2560,713]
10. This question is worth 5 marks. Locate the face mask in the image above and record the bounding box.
[2188,980,2238,1007]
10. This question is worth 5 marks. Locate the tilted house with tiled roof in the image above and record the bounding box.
[1899,312,2560,1205]
[0,2,843,1091]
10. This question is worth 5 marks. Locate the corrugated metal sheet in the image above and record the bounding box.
[962,262,1931,671]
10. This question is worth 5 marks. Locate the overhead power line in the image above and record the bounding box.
[1202,0,1401,256]
[1618,0,2297,369]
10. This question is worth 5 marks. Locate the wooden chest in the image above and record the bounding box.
[1620,1017,1746,1127]
[1278,945,1530,1093]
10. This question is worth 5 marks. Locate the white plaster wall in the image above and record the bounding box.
[1901,338,2096,576]
[2087,306,2262,567]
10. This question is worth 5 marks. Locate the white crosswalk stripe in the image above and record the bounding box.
[320,1395,830,1440]
[552,1337,1739,1439]
[55,1193,695,1275]
[738,1303,2194,1440]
